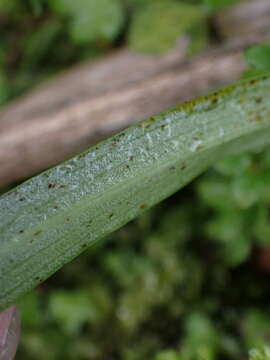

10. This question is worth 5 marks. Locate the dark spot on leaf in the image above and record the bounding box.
[109,213,114,219]
[129,156,134,161]
[81,244,87,248]
[66,217,70,222]
[78,153,86,159]
[181,163,186,170]
[19,197,26,201]
[53,205,59,209]
[19,230,24,233]
[34,230,42,236]
[169,166,176,170]
[254,115,262,121]
[255,97,262,104]
[211,97,218,105]
[249,79,257,85]
[48,183,56,189]
[140,204,147,209]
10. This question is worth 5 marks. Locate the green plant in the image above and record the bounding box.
[0,0,243,105]
[250,346,270,360]
[1,73,270,310]
[244,44,270,79]
[48,0,124,44]
[128,1,204,53]
[2,2,270,359]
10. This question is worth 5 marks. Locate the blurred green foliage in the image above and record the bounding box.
[48,0,124,44]
[244,44,270,78]
[0,0,242,105]
[128,1,205,53]
[2,0,270,359]
[203,0,238,11]
[198,149,270,266]
[250,347,270,360]
[16,170,270,358]
[245,45,270,71]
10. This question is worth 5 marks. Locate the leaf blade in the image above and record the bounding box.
[1,74,270,308]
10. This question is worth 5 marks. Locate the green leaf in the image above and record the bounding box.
[0,70,8,106]
[17,291,42,328]
[155,350,182,360]
[1,74,270,308]
[203,0,238,12]
[243,310,270,349]
[49,0,124,44]
[128,1,204,54]
[254,205,270,246]
[21,20,61,70]
[214,153,252,177]
[245,45,270,71]
[250,346,270,360]
[49,290,105,335]
[29,0,44,16]
[187,20,209,56]
[180,312,220,360]
[0,0,19,13]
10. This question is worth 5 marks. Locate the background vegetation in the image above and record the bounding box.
[1,0,270,359]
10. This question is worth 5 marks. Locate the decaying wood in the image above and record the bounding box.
[0,0,269,185]
[215,0,270,38]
